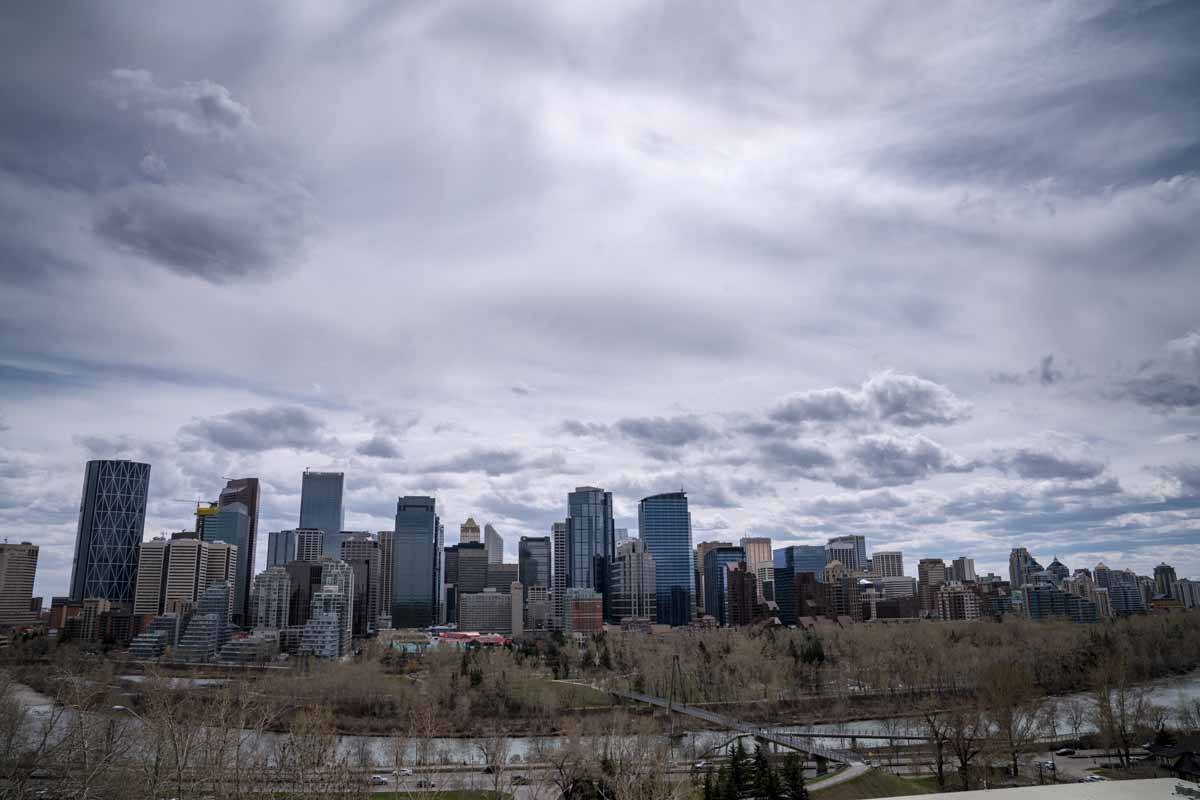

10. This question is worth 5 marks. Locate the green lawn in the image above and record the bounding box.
[810,768,936,799]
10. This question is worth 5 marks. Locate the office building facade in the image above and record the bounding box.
[267,529,297,567]
[703,545,745,625]
[518,536,551,596]
[551,522,567,628]
[299,470,345,558]
[484,524,504,564]
[392,496,441,628]
[638,492,694,626]
[567,487,615,613]
[610,539,656,621]
[69,459,151,603]
[872,551,904,578]
[200,502,252,623]
[0,543,39,625]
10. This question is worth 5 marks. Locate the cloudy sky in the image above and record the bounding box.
[2,2,1199,600]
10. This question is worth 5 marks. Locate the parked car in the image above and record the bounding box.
[1055,748,1076,756]
[415,779,436,788]
[693,760,710,770]
[369,775,389,785]
[394,767,413,776]
[1041,761,1056,771]
[511,775,529,785]
[1083,775,1108,782]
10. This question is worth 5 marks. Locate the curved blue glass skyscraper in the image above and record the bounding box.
[638,492,694,626]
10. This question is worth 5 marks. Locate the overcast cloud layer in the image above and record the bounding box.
[1,1,1199,599]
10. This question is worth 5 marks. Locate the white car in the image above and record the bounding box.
[370,775,390,785]
[394,768,413,776]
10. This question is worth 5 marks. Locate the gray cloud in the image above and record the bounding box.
[100,69,254,142]
[992,446,1106,481]
[356,434,402,459]
[613,415,715,454]
[805,489,909,516]
[1117,329,1200,411]
[836,433,975,489]
[425,448,564,477]
[179,405,333,452]
[756,440,837,479]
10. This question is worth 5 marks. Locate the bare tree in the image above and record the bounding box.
[1091,656,1151,769]
[979,662,1044,778]
[1063,696,1089,742]
[476,727,512,799]
[917,705,951,790]
[945,706,989,791]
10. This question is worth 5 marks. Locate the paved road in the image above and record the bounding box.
[807,761,870,791]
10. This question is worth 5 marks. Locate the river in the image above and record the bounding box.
[13,670,1200,768]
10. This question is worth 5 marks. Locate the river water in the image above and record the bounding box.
[16,670,1200,767]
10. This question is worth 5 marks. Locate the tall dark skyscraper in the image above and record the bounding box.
[637,492,694,626]
[69,460,151,603]
[217,477,259,618]
[566,486,615,617]
[703,545,745,626]
[392,496,441,628]
[518,536,551,595]
[299,470,345,559]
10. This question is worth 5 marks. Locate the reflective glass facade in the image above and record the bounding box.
[703,545,745,626]
[201,503,252,624]
[70,460,151,603]
[392,496,441,628]
[566,486,614,595]
[638,492,694,626]
[299,471,345,558]
[518,536,551,591]
[773,545,828,579]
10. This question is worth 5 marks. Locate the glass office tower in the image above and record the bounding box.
[69,460,151,603]
[299,470,345,558]
[566,487,615,617]
[638,492,694,626]
[200,503,252,624]
[392,496,441,628]
[518,535,551,596]
[703,545,745,626]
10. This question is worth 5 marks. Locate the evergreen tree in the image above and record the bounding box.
[781,753,808,800]
[728,738,750,797]
[754,741,782,799]
[703,768,716,800]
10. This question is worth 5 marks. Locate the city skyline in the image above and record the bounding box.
[1,3,1199,601]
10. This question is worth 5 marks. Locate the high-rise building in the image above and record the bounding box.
[740,537,772,567]
[340,535,381,636]
[1046,558,1069,586]
[164,538,208,608]
[518,536,551,597]
[703,545,745,625]
[69,460,151,603]
[299,470,345,559]
[825,536,866,573]
[872,551,904,578]
[484,524,504,565]
[267,530,297,567]
[486,563,519,592]
[296,529,324,562]
[1170,579,1200,609]
[454,542,488,594]
[566,487,615,614]
[133,538,169,615]
[251,566,291,629]
[562,588,603,635]
[460,518,481,544]
[200,502,252,624]
[638,492,695,626]
[392,496,441,628]
[694,541,728,615]
[917,558,947,616]
[614,528,631,547]
[610,539,656,621]
[1009,547,1036,589]
[377,531,394,624]
[725,562,760,627]
[949,556,977,584]
[1154,563,1178,598]
[774,545,828,576]
[1094,562,1113,588]
[0,543,39,625]
[551,522,567,628]
[458,585,523,635]
[218,477,259,613]
[938,583,983,620]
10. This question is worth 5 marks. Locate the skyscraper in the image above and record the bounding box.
[638,492,695,626]
[133,538,169,615]
[518,536,551,595]
[703,545,745,626]
[1009,547,1035,588]
[267,530,297,567]
[299,470,345,558]
[340,535,381,635]
[484,524,504,564]
[740,537,772,567]
[950,556,977,584]
[69,459,151,603]
[251,566,291,629]
[460,518,481,544]
[551,522,567,628]
[917,558,947,616]
[566,487,615,613]
[825,536,866,573]
[611,539,657,621]
[1154,563,1178,598]
[377,531,394,626]
[392,496,441,628]
[872,551,904,578]
[695,540,728,615]
[218,477,259,611]
[0,543,38,625]
[200,502,252,624]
